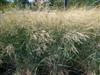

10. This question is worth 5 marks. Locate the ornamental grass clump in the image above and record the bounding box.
[0,8,100,75]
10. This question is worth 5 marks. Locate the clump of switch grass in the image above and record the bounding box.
[0,8,100,75]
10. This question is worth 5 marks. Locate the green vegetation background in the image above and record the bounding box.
[0,0,100,75]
